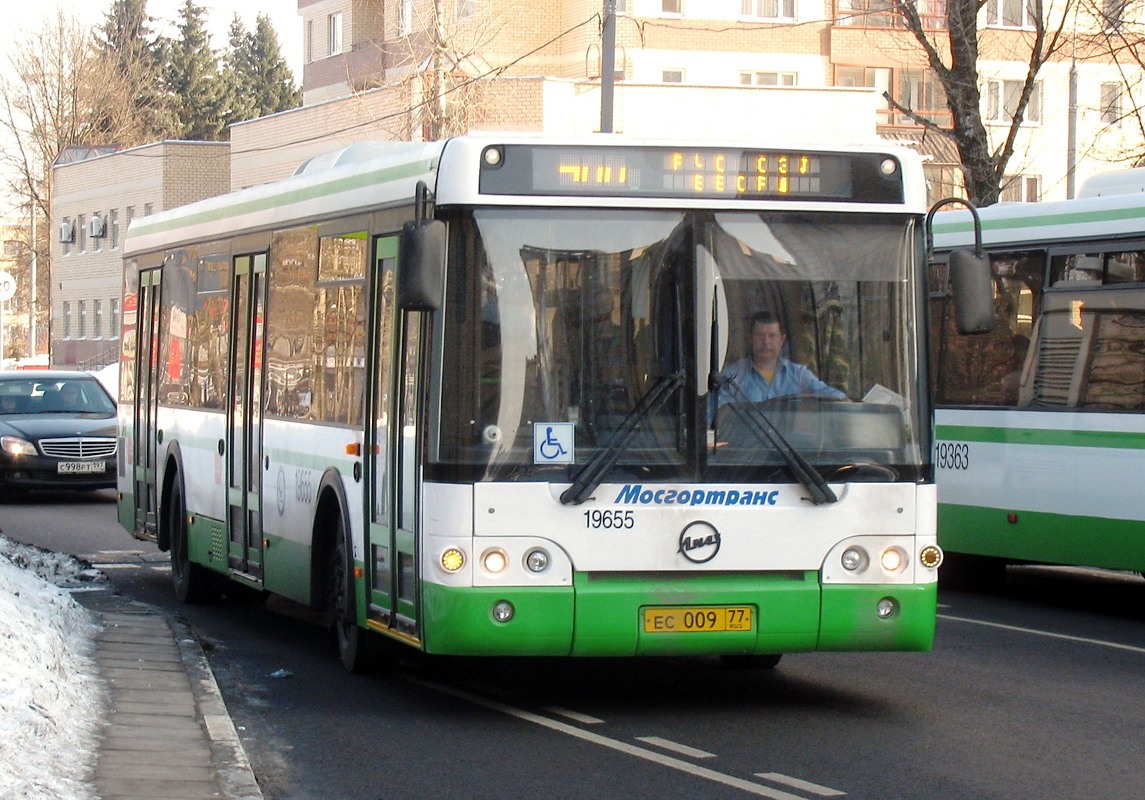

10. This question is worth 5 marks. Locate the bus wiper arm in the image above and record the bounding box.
[559,371,685,506]
[712,377,837,505]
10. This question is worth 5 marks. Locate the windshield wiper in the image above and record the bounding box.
[559,370,684,506]
[712,377,837,505]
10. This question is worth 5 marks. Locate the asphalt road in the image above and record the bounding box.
[5,490,1145,800]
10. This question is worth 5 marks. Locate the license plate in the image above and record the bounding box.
[57,461,106,474]
[642,606,754,634]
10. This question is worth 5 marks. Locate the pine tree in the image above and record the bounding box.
[162,0,228,141]
[222,13,302,127]
[91,0,175,142]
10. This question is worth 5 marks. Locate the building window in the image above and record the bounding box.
[126,206,135,231]
[110,209,120,250]
[837,65,892,123]
[1001,175,1041,203]
[61,218,71,256]
[92,212,103,253]
[78,214,87,253]
[896,69,948,124]
[986,0,1036,28]
[1101,82,1122,125]
[143,203,153,217]
[743,0,796,19]
[740,71,797,86]
[110,298,120,339]
[93,299,103,339]
[78,300,87,338]
[662,69,684,83]
[457,0,476,18]
[306,19,315,63]
[62,302,71,338]
[985,79,1041,124]
[328,12,343,57]
[615,0,628,13]
[399,0,413,35]
[662,0,683,14]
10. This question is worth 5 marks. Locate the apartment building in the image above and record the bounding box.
[287,0,1145,202]
[50,142,230,369]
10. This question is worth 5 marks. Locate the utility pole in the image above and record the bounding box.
[29,204,37,357]
[600,0,616,133]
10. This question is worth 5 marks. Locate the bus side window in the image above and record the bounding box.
[1104,250,1145,284]
[1050,253,1102,286]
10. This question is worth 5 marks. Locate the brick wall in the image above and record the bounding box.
[50,142,229,369]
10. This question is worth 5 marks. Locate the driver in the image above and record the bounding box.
[715,311,846,405]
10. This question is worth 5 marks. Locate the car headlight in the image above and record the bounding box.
[1,435,37,456]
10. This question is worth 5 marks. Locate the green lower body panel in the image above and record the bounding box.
[939,503,1145,572]
[420,572,937,656]
[421,582,574,655]
[186,513,230,576]
[818,584,936,652]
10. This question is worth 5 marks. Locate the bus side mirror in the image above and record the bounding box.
[398,219,445,311]
[949,248,994,335]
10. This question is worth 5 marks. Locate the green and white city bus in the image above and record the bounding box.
[118,135,964,671]
[931,184,1145,579]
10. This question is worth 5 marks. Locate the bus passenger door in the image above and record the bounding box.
[365,235,421,640]
[225,253,267,580]
[133,267,162,538]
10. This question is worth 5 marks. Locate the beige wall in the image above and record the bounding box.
[50,142,229,369]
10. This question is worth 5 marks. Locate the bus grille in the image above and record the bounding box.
[39,437,117,459]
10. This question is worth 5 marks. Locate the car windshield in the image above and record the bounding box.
[0,379,116,415]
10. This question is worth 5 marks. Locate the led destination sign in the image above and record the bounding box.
[478,145,904,203]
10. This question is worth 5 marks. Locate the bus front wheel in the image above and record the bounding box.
[169,476,215,604]
[328,514,384,674]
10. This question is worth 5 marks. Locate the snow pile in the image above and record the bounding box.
[0,535,105,800]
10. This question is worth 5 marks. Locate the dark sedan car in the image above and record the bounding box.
[0,371,118,492]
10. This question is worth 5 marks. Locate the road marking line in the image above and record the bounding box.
[755,772,846,796]
[544,707,604,724]
[939,614,1145,654]
[409,677,805,799]
[636,736,716,759]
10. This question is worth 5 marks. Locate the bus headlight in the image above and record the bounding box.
[880,546,907,574]
[481,548,508,574]
[524,548,550,573]
[440,547,466,573]
[841,547,867,572]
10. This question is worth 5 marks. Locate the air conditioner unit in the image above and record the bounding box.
[59,220,74,243]
[89,214,106,238]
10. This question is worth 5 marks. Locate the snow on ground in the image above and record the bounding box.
[0,535,106,800]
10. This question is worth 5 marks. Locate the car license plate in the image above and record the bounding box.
[57,461,106,474]
[642,606,753,634]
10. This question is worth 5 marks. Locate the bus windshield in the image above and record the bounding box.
[433,207,924,481]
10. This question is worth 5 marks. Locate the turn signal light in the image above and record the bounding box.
[919,545,943,569]
[440,548,465,573]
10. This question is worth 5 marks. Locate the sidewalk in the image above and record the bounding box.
[74,589,263,800]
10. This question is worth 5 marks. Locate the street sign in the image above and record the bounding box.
[0,271,15,302]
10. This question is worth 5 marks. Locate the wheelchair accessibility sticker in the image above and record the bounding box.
[534,422,574,464]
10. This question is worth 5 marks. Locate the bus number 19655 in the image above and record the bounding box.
[584,510,635,529]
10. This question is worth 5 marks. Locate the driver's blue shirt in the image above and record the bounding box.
[714,356,846,406]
